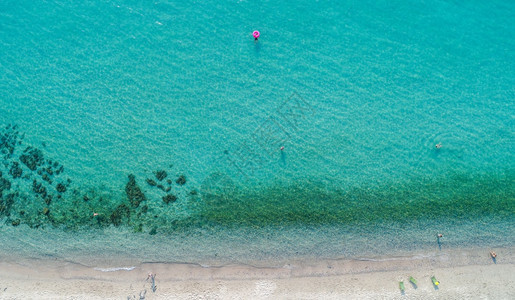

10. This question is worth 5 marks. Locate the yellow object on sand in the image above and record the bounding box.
[431,276,440,286]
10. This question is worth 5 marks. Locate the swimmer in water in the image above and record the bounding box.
[435,143,442,149]
[253,30,260,41]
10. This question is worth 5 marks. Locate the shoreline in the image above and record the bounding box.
[1,247,513,299]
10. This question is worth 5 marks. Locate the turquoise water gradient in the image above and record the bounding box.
[0,0,514,264]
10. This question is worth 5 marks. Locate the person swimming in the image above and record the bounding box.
[435,143,442,149]
[253,30,260,41]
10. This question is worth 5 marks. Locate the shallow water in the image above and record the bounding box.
[0,0,514,265]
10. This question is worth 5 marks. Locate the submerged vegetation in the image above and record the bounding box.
[1,124,514,234]
[196,172,514,228]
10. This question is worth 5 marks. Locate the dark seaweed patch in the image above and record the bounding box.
[110,204,131,226]
[0,178,11,193]
[42,174,52,184]
[126,174,146,208]
[19,147,44,171]
[0,125,22,159]
[9,162,22,179]
[56,183,66,193]
[146,178,157,187]
[176,175,186,185]
[155,170,167,181]
[162,194,177,204]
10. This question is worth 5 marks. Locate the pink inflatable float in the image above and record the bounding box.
[253,30,260,40]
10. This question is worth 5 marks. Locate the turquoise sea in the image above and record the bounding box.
[0,0,514,266]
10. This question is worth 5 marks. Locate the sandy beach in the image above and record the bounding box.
[0,247,513,299]
[1,0,513,299]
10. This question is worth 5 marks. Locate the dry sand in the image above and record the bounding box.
[0,247,513,299]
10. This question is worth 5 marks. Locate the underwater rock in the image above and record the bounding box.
[162,194,177,204]
[11,219,20,226]
[83,195,89,202]
[44,195,52,205]
[56,183,66,193]
[155,170,167,181]
[19,147,44,171]
[9,162,22,179]
[146,178,157,187]
[166,179,172,185]
[176,175,186,185]
[157,184,165,191]
[189,189,198,195]
[125,174,146,208]
[149,227,157,235]
[165,186,171,193]
[42,207,49,215]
